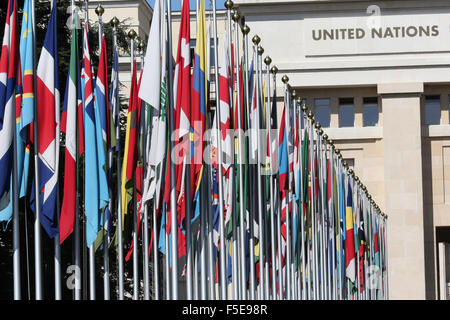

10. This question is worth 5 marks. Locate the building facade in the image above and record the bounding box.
[86,0,450,299]
[234,0,450,300]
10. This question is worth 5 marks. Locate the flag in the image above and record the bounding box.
[18,0,34,199]
[0,0,18,223]
[31,1,59,237]
[120,60,138,227]
[94,35,110,241]
[59,10,79,243]
[83,23,108,247]
[345,180,356,283]
[278,106,288,193]
[141,0,167,212]
[191,0,207,187]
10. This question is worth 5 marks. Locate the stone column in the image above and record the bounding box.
[378,82,426,300]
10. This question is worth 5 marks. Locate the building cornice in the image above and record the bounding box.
[234,0,450,16]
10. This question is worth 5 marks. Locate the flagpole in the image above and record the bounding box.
[260,48,270,302]
[109,17,125,301]
[243,26,256,301]
[298,102,305,300]
[211,0,227,300]
[166,0,179,300]
[225,1,238,300]
[253,40,264,300]
[83,0,96,301]
[29,0,44,300]
[12,63,21,301]
[93,4,110,301]
[136,38,151,301]
[318,126,326,300]
[323,134,331,300]
[232,10,247,301]
[291,90,300,300]
[229,3,240,302]
[68,0,82,301]
[290,91,298,300]
[284,82,292,300]
[126,29,140,301]
[264,58,277,300]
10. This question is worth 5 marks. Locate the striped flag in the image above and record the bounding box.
[0,0,18,223]
[94,34,110,244]
[121,60,138,227]
[83,23,108,247]
[60,11,79,243]
[191,0,207,188]
[31,1,59,237]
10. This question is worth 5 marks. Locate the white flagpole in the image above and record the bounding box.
[264,57,276,300]
[30,0,43,301]
[225,1,238,300]
[212,0,228,300]
[166,0,179,300]
[110,16,125,301]
[254,41,265,300]
[138,37,151,301]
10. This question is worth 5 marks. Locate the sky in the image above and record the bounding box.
[146,0,225,11]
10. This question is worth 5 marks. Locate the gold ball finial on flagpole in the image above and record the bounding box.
[264,56,272,66]
[252,35,261,45]
[314,122,321,130]
[138,40,146,52]
[281,75,289,84]
[243,25,250,35]
[271,66,278,74]
[301,103,307,113]
[111,16,120,28]
[128,29,137,40]
[95,4,105,16]
[348,169,354,176]
[232,10,240,22]
[307,111,314,119]
[225,0,234,10]
[319,128,324,136]
[291,90,297,99]
[323,134,328,141]
[257,46,264,56]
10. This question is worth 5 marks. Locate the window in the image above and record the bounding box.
[339,98,354,127]
[190,38,216,69]
[425,95,441,125]
[363,97,379,127]
[344,158,355,171]
[314,98,330,128]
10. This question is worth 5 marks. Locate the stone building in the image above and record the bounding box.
[85,0,450,299]
[234,0,450,300]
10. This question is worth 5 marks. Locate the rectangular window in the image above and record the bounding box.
[344,158,355,171]
[363,97,379,127]
[339,97,354,127]
[314,98,330,128]
[425,95,441,125]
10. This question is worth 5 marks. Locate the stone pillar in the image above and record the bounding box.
[330,96,339,128]
[378,82,425,300]
[354,96,363,127]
